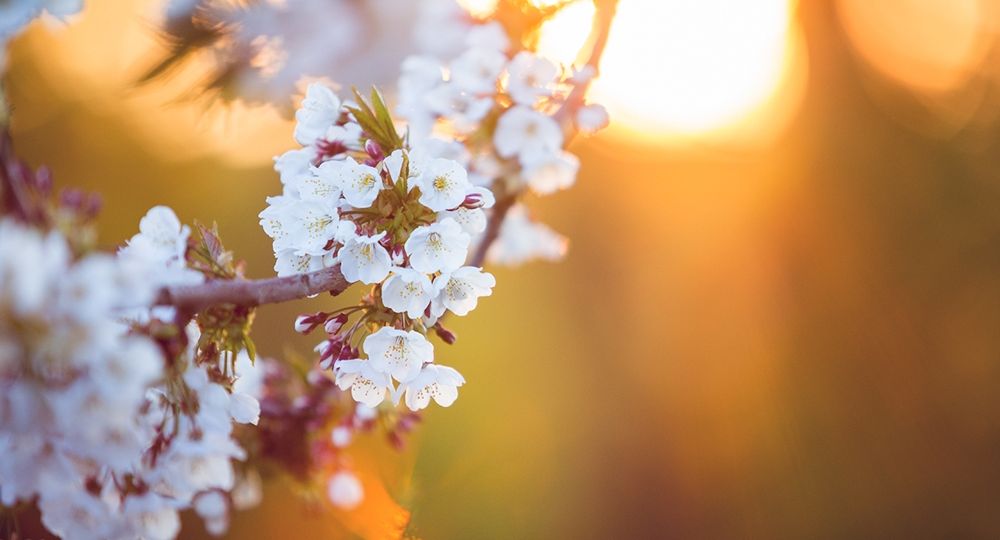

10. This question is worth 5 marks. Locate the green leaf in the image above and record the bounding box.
[345,86,403,153]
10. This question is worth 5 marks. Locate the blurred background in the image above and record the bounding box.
[7,0,1000,537]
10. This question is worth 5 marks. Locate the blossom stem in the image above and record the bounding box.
[469,193,516,267]
[554,0,619,126]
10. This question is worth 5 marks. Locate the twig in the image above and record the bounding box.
[156,265,350,312]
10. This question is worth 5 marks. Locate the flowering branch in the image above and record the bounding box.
[156,0,618,307]
[470,0,618,267]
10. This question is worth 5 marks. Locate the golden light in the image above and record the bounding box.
[837,0,992,93]
[457,0,499,18]
[539,0,803,140]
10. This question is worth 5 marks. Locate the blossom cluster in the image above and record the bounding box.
[264,83,496,411]
[397,17,609,265]
[0,200,263,538]
[152,0,474,107]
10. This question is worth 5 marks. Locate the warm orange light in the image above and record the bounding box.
[837,0,991,93]
[539,0,802,140]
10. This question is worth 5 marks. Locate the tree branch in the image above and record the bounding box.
[555,0,618,126]
[156,265,350,312]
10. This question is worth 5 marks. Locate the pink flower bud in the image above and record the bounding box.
[295,311,328,334]
[365,139,384,161]
[434,324,457,345]
[324,313,349,335]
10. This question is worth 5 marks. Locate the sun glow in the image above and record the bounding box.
[539,0,803,139]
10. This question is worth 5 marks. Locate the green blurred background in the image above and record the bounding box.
[7,0,1000,537]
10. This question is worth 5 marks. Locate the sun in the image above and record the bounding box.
[538,0,800,138]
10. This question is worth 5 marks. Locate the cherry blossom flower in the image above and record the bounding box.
[284,200,341,255]
[486,204,569,266]
[339,232,392,284]
[504,51,559,106]
[334,157,383,208]
[520,148,580,195]
[363,327,434,383]
[415,157,471,211]
[431,266,496,317]
[450,47,507,94]
[402,364,465,410]
[404,218,470,274]
[493,105,564,161]
[294,83,343,146]
[334,359,393,407]
[440,206,487,235]
[382,268,434,318]
[576,103,610,134]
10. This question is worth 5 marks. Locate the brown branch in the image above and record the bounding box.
[469,194,516,268]
[555,0,618,126]
[156,265,350,312]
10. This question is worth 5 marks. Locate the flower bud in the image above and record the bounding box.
[364,139,384,161]
[295,311,328,334]
[324,313,349,335]
[434,324,457,345]
[576,103,610,135]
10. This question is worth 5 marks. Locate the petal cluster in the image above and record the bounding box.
[395,26,610,267]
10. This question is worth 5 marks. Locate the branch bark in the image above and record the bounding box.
[155,0,619,312]
[155,265,350,312]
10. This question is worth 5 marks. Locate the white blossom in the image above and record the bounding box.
[519,148,580,195]
[338,232,392,284]
[334,359,393,407]
[493,105,564,160]
[295,167,342,203]
[274,147,314,188]
[576,103,610,134]
[381,268,434,318]
[415,157,471,211]
[193,491,230,537]
[440,206,487,235]
[362,326,433,383]
[294,83,342,146]
[504,51,559,105]
[274,248,332,277]
[465,21,509,52]
[121,493,182,540]
[402,364,465,411]
[333,158,383,208]
[284,199,341,255]
[425,84,494,134]
[431,266,495,317]
[404,218,470,274]
[450,47,506,94]
[486,204,568,266]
